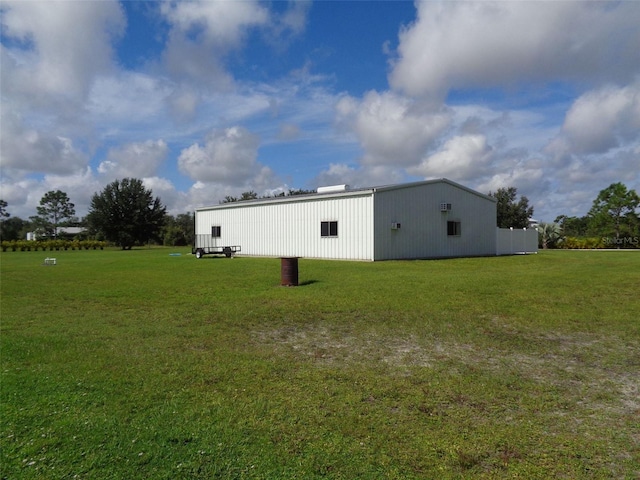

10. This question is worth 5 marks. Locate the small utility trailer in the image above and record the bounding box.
[192,234,240,259]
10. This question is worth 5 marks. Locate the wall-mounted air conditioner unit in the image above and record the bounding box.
[440,203,452,212]
[391,222,401,230]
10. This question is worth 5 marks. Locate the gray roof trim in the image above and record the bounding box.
[372,178,496,202]
[195,178,494,212]
[195,188,373,212]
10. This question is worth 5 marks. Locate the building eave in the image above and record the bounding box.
[194,178,495,212]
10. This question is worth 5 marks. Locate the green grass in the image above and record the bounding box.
[1,249,639,479]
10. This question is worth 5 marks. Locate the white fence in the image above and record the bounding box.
[496,228,538,255]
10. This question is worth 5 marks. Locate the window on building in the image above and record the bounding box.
[211,226,221,237]
[321,221,338,237]
[447,221,461,236]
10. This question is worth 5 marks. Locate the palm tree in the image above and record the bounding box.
[537,222,562,249]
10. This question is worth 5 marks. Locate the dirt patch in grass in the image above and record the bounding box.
[253,320,639,475]
[252,321,640,419]
[253,324,435,367]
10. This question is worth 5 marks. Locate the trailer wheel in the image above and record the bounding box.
[223,247,232,258]
[195,248,204,259]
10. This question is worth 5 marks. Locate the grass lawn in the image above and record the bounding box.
[1,249,639,479]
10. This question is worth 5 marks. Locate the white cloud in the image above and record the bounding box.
[478,168,545,197]
[264,1,311,50]
[0,1,126,185]
[88,73,171,129]
[161,0,269,46]
[185,170,287,210]
[313,163,404,189]
[187,181,222,209]
[98,140,168,180]
[2,0,637,228]
[0,0,125,102]
[140,176,190,216]
[160,0,269,87]
[0,167,102,219]
[167,87,201,124]
[335,90,451,167]
[313,163,358,187]
[408,134,493,181]
[178,126,273,186]
[187,181,242,209]
[389,2,640,98]
[43,168,102,214]
[142,177,174,192]
[551,83,640,155]
[0,111,87,175]
[0,178,38,218]
[554,147,640,189]
[160,0,311,86]
[277,123,301,141]
[277,1,310,37]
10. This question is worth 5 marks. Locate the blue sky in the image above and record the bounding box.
[1,1,639,222]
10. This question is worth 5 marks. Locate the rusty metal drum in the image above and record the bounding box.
[280,257,299,286]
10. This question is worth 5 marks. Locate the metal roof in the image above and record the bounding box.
[195,178,495,212]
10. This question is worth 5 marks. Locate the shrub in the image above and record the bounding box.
[561,236,606,249]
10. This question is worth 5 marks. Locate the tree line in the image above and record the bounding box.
[485,183,639,249]
[2,180,636,250]
[538,183,639,249]
[0,180,316,250]
[221,188,315,203]
[0,179,191,250]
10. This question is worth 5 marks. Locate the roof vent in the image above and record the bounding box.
[317,184,350,194]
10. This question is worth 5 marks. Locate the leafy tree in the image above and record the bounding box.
[536,222,562,249]
[222,188,314,204]
[287,188,315,196]
[163,213,195,247]
[222,195,238,203]
[0,199,9,219]
[31,190,75,239]
[0,216,29,242]
[271,188,315,197]
[0,199,11,241]
[240,191,258,201]
[87,178,167,249]
[489,187,534,228]
[587,182,639,244]
[222,191,258,203]
[554,215,589,237]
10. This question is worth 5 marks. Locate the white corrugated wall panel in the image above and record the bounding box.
[195,194,375,260]
[373,183,496,259]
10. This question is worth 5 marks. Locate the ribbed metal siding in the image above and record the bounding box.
[373,183,496,259]
[195,194,374,260]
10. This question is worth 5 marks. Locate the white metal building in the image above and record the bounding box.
[194,178,501,261]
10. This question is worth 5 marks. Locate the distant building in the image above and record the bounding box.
[27,227,86,241]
